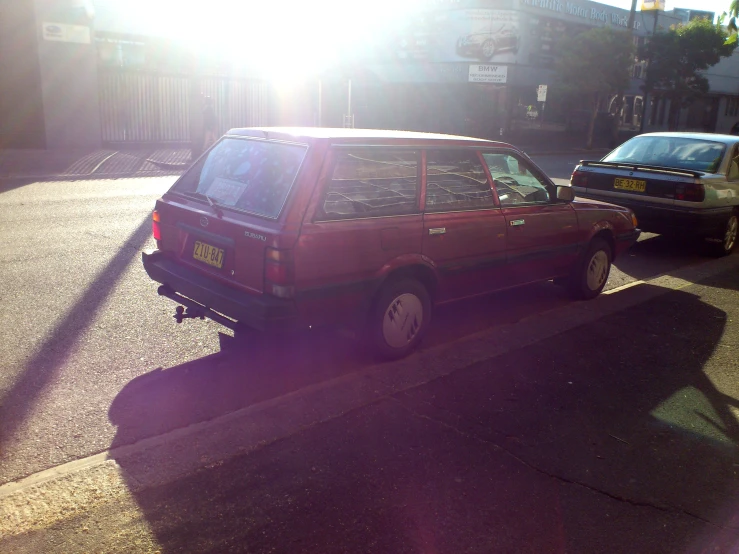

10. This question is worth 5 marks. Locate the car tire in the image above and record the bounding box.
[706,213,738,257]
[481,39,496,59]
[368,278,431,360]
[566,238,612,300]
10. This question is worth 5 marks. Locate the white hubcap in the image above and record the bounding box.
[586,250,609,291]
[724,216,738,252]
[382,293,423,349]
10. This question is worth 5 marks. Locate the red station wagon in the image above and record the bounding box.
[143,128,640,358]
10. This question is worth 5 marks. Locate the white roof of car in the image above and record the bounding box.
[226,127,500,143]
[638,132,739,145]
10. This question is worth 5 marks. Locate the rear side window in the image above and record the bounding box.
[171,137,307,218]
[319,149,419,220]
[425,150,495,212]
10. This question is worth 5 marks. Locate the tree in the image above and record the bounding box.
[555,27,634,150]
[639,18,735,130]
[725,0,738,44]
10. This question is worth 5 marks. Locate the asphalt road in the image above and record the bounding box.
[0,155,714,487]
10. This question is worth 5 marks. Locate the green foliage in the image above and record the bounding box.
[639,18,735,107]
[724,0,739,44]
[555,27,634,98]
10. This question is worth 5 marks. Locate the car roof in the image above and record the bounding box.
[636,132,739,145]
[225,127,507,146]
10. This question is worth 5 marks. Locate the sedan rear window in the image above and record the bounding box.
[171,138,307,218]
[603,136,725,173]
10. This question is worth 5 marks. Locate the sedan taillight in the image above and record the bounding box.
[675,182,705,202]
[571,169,588,187]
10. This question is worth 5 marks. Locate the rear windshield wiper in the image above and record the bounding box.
[181,192,224,218]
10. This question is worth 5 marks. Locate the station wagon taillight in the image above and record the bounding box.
[265,247,295,299]
[571,170,588,187]
[675,182,705,202]
[152,210,161,242]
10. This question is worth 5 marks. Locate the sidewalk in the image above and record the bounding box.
[2,257,739,553]
[0,131,617,180]
[0,147,192,180]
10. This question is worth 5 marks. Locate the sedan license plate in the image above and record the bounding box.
[613,177,646,192]
[193,240,224,269]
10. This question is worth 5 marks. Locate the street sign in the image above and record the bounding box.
[537,85,547,102]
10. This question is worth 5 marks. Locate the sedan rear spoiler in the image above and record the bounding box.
[579,160,703,179]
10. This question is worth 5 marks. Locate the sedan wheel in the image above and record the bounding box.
[724,214,738,253]
[707,214,738,257]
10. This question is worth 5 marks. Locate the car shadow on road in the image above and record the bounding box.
[106,277,739,553]
[614,233,712,281]
[106,282,569,449]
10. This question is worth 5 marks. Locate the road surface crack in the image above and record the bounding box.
[390,397,739,532]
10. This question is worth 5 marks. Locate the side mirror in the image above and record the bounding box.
[557,185,575,202]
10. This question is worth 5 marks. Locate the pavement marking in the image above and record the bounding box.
[603,279,645,294]
[2,253,739,537]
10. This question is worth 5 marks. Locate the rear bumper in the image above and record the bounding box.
[142,250,298,332]
[575,190,731,236]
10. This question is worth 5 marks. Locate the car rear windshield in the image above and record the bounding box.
[602,136,725,173]
[171,137,308,218]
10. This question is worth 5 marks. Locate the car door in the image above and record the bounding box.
[482,150,580,284]
[422,149,508,302]
[295,146,423,326]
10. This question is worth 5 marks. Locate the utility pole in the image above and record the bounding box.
[609,0,638,146]
[639,9,660,133]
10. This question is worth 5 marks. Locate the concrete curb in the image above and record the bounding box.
[0,170,184,182]
[2,254,739,536]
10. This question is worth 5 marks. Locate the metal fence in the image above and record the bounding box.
[98,71,271,144]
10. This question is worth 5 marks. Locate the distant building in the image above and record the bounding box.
[2,0,738,149]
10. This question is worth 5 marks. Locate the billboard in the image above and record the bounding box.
[391,9,520,64]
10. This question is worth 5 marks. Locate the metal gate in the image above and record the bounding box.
[98,71,272,144]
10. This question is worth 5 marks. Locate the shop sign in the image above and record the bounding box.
[520,0,641,29]
[537,84,548,102]
[42,22,91,44]
[469,64,508,83]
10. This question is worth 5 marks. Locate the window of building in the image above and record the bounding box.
[483,152,552,206]
[658,98,667,126]
[649,97,659,125]
[320,149,419,220]
[725,97,739,118]
[425,150,495,211]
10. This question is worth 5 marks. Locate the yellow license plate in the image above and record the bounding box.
[193,240,224,269]
[613,177,646,192]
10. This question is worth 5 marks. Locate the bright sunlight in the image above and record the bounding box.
[99,0,422,80]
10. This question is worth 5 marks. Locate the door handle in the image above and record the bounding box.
[428,227,446,235]
[509,219,525,227]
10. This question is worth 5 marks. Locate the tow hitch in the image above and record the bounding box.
[174,305,205,323]
[157,285,239,331]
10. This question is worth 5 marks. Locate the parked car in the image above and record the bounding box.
[455,24,519,60]
[142,128,640,358]
[570,132,739,256]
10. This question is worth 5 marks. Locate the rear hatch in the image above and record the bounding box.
[572,161,705,204]
[156,136,310,294]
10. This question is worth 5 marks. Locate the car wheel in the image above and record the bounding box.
[369,279,431,360]
[706,213,738,257]
[566,238,612,300]
[481,39,496,59]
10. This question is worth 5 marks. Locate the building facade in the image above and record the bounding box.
[2,0,738,150]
